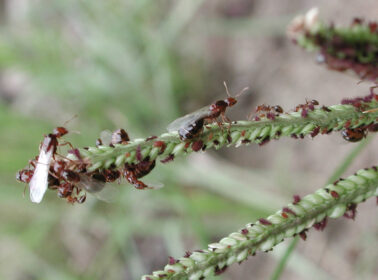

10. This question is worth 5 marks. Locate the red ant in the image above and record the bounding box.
[123,159,156,189]
[111,128,130,145]
[341,128,366,142]
[167,82,248,140]
[295,99,319,117]
[250,104,284,120]
[96,128,130,147]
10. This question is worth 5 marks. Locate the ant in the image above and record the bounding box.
[341,128,366,142]
[102,169,121,183]
[167,82,248,140]
[96,128,130,147]
[250,104,284,120]
[111,128,130,145]
[123,158,156,189]
[295,99,319,117]
[57,181,86,204]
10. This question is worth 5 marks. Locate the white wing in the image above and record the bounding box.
[100,130,112,146]
[167,106,210,132]
[29,149,53,203]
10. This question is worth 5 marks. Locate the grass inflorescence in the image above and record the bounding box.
[141,166,378,280]
[288,8,378,81]
[71,100,378,172]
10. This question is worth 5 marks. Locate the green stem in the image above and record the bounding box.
[68,102,378,172]
[142,166,378,280]
[270,136,374,280]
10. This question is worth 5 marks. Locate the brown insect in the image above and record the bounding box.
[167,82,248,140]
[251,104,284,120]
[123,159,159,189]
[111,128,130,145]
[97,128,130,146]
[295,99,319,117]
[341,128,366,142]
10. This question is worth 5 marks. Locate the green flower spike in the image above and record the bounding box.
[142,166,378,280]
[68,101,378,172]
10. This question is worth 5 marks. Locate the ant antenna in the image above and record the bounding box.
[235,87,249,98]
[223,81,231,97]
[63,114,78,127]
[223,81,249,98]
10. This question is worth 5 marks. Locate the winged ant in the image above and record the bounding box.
[167,82,248,140]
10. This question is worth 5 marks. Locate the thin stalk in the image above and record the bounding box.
[270,136,373,280]
[68,102,378,172]
[142,166,378,280]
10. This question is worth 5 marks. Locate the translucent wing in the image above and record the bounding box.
[92,185,119,203]
[29,149,53,203]
[100,130,112,146]
[167,106,211,132]
[145,181,164,190]
[77,174,119,203]
[77,174,106,193]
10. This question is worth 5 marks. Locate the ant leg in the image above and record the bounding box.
[216,119,224,133]
[221,112,232,133]
[23,184,27,198]
[52,142,73,160]
[59,141,74,150]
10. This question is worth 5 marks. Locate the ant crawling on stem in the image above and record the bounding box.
[167,82,248,140]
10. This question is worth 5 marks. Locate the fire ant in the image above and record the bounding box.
[96,128,130,147]
[57,182,86,204]
[341,128,366,142]
[102,169,121,182]
[295,99,319,117]
[167,82,248,140]
[111,128,130,145]
[123,158,156,189]
[16,169,34,185]
[250,104,284,120]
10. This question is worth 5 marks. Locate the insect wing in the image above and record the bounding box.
[77,174,118,202]
[29,149,53,203]
[167,106,210,132]
[93,185,119,203]
[100,130,112,146]
[145,181,164,190]
[77,174,106,193]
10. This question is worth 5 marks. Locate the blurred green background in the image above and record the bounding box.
[0,1,377,279]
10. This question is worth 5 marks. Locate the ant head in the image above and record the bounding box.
[16,170,23,182]
[225,97,237,107]
[53,127,69,137]
[223,81,249,106]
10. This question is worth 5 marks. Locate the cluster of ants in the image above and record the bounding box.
[17,83,377,204]
[17,128,158,204]
[310,18,378,81]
